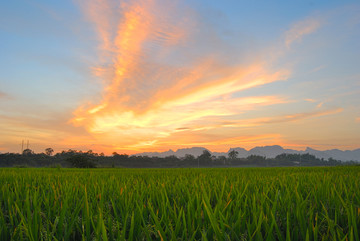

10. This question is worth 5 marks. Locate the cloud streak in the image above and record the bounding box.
[69,0,293,152]
[0,91,9,99]
[285,17,322,48]
[67,0,354,153]
[1,1,359,154]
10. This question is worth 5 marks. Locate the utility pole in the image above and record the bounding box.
[21,140,24,153]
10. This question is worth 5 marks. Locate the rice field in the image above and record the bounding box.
[0,166,359,240]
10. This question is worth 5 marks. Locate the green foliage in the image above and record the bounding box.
[198,150,212,166]
[45,148,54,156]
[0,167,359,240]
[66,155,96,168]
[247,154,266,163]
[200,150,211,159]
[0,150,352,168]
[228,150,239,160]
[22,148,34,156]
[184,154,195,161]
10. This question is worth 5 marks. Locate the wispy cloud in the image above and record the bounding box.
[316,102,324,108]
[285,17,323,48]
[309,65,326,74]
[181,108,344,130]
[258,108,343,124]
[0,91,9,99]
[70,0,291,152]
[66,1,356,153]
[1,1,359,154]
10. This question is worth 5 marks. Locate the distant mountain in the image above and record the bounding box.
[136,147,209,158]
[248,145,289,158]
[135,149,175,158]
[303,147,360,161]
[175,147,210,157]
[226,147,248,158]
[134,145,360,161]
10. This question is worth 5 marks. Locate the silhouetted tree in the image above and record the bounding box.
[217,155,227,165]
[45,148,54,156]
[228,150,239,165]
[182,154,195,166]
[247,155,266,165]
[228,150,239,160]
[165,155,179,163]
[113,153,129,160]
[184,154,195,161]
[66,155,96,168]
[200,150,211,158]
[198,150,212,166]
[0,147,349,168]
[22,149,33,156]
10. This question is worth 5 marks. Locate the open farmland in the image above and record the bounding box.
[0,167,359,240]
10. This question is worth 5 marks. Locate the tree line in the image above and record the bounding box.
[0,148,358,168]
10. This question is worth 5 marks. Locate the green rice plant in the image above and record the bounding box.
[0,166,359,240]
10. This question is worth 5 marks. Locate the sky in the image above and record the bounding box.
[0,0,359,154]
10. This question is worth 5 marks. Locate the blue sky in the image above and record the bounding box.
[0,0,359,154]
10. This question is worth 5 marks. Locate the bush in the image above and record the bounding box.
[66,155,96,168]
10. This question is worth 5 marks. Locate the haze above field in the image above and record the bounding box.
[1,0,359,155]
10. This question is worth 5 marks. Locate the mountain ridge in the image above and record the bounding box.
[134,145,360,161]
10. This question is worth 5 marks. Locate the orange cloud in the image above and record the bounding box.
[73,1,290,130]
[285,17,322,48]
[70,0,296,153]
[0,91,9,99]
[253,108,343,125]
[77,0,113,51]
[2,2,359,155]
[180,107,343,130]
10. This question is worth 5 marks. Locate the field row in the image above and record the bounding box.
[0,167,359,240]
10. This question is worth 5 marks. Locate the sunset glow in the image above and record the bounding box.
[1,0,359,154]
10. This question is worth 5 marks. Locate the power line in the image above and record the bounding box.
[20,139,30,153]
